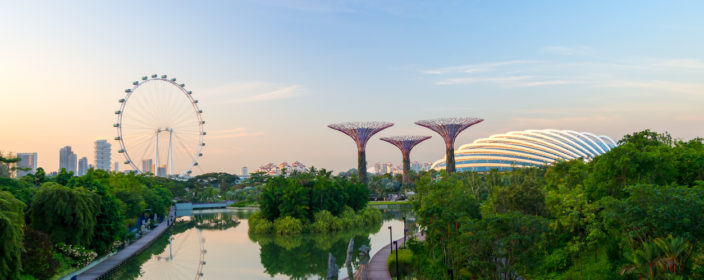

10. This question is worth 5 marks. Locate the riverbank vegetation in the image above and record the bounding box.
[408,130,704,279]
[0,169,176,280]
[248,169,383,235]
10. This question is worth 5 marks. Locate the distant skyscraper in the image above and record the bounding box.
[78,157,88,176]
[142,159,153,174]
[16,153,37,177]
[95,140,111,171]
[242,166,248,177]
[114,161,118,173]
[59,146,77,174]
[157,165,167,177]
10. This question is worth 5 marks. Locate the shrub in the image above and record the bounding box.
[388,248,413,278]
[248,212,274,234]
[55,243,97,267]
[21,227,59,279]
[360,207,383,226]
[274,216,303,235]
[311,210,341,233]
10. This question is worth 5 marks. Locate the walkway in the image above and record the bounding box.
[76,208,176,280]
[366,233,424,280]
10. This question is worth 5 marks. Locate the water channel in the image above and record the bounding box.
[106,206,414,279]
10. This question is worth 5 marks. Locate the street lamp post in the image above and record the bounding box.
[393,241,400,279]
[402,216,407,248]
[388,226,393,249]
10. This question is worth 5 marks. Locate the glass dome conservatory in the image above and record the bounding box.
[430,129,617,172]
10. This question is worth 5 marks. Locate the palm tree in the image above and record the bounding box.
[621,242,660,279]
[654,236,693,275]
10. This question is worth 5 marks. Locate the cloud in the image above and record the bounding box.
[423,60,533,75]
[654,59,704,69]
[226,85,304,104]
[202,82,305,104]
[423,51,704,92]
[598,80,704,96]
[207,128,264,139]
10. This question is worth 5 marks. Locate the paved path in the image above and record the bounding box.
[77,208,176,280]
[365,233,424,280]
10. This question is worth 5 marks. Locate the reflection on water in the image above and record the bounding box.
[106,207,413,279]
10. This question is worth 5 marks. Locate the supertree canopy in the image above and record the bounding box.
[380,136,431,183]
[415,117,483,173]
[328,122,394,185]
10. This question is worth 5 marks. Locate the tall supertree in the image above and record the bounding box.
[415,117,483,173]
[380,136,431,184]
[328,122,394,185]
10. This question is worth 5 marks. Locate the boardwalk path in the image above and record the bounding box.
[365,233,424,280]
[77,208,176,280]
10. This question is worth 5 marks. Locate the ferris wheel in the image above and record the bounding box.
[114,74,205,177]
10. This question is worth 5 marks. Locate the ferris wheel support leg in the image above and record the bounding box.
[168,129,174,176]
[155,131,160,176]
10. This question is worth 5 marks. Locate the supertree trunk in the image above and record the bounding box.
[358,149,368,185]
[445,141,456,174]
[402,153,411,184]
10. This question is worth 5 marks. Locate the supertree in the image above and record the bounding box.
[415,117,483,173]
[328,122,394,185]
[380,136,431,184]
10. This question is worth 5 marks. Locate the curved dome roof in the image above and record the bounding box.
[431,129,617,172]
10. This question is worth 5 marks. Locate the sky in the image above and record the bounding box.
[1,0,704,175]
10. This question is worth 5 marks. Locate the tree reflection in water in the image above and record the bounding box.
[249,221,383,279]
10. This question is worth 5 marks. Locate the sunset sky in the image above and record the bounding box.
[1,1,703,174]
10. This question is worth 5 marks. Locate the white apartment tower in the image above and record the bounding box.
[95,140,111,171]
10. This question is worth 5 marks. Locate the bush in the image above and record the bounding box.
[311,210,341,233]
[21,227,59,279]
[274,216,303,235]
[388,248,413,278]
[248,212,274,234]
[360,207,383,226]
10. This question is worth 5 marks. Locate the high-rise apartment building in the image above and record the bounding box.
[142,159,153,174]
[78,157,88,176]
[59,146,77,174]
[114,161,118,173]
[156,164,167,177]
[16,153,37,177]
[95,140,111,171]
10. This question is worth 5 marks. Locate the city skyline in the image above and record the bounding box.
[2,1,704,175]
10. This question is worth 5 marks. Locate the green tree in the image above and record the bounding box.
[30,183,99,246]
[0,191,25,279]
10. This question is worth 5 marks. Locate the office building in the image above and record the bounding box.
[142,159,153,174]
[78,157,88,176]
[59,146,77,174]
[16,153,37,177]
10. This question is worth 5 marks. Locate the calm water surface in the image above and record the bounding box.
[108,207,414,279]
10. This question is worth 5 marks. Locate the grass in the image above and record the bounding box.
[387,248,414,278]
[369,201,411,205]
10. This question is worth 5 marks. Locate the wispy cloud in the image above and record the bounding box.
[208,128,264,140]
[423,49,704,92]
[226,85,304,104]
[423,60,533,75]
[202,82,305,104]
[598,80,704,95]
